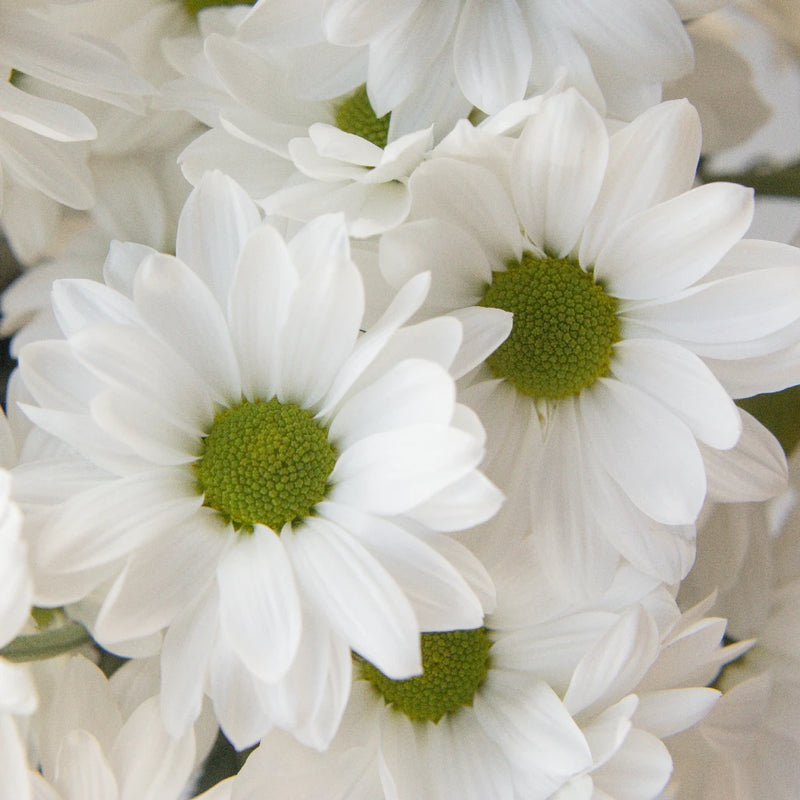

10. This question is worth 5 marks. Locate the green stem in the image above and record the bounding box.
[0,622,93,663]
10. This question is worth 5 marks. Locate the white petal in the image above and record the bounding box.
[227,224,299,402]
[702,409,788,503]
[39,470,202,573]
[408,159,522,267]
[448,306,512,381]
[160,590,219,738]
[476,673,591,785]
[112,697,194,800]
[95,511,231,644]
[317,271,432,417]
[610,338,740,449]
[0,715,30,800]
[317,501,484,631]
[261,608,352,751]
[70,325,214,434]
[633,687,719,739]
[379,218,491,312]
[51,279,140,337]
[580,99,701,266]
[278,216,364,407]
[564,607,659,718]
[330,425,483,515]
[592,728,672,800]
[134,254,241,406]
[624,265,800,343]
[90,390,201,466]
[595,182,754,299]
[207,639,271,750]
[53,730,118,800]
[217,530,302,683]
[453,0,531,112]
[580,378,706,525]
[0,80,94,141]
[328,358,455,451]
[512,89,608,257]
[175,172,262,308]
[284,517,421,679]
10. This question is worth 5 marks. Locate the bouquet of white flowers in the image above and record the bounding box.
[2,1,800,798]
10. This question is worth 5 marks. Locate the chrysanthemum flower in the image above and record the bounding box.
[380,88,797,591]
[13,171,505,750]
[240,0,724,127]
[160,13,432,236]
[0,0,152,216]
[219,536,739,800]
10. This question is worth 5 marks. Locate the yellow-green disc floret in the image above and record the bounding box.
[183,0,254,16]
[358,628,492,723]
[335,85,390,149]
[194,398,337,532]
[480,253,620,399]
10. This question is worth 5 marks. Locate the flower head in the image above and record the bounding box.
[15,170,505,749]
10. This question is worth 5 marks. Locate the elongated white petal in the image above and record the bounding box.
[610,338,741,449]
[580,378,706,525]
[175,171,261,308]
[580,98,701,265]
[595,183,753,299]
[284,517,421,679]
[134,254,241,406]
[318,501,484,631]
[454,0,531,112]
[112,697,195,800]
[512,89,608,257]
[330,425,483,515]
[53,730,119,800]
[51,279,141,337]
[328,359,455,451]
[95,511,231,644]
[217,530,302,684]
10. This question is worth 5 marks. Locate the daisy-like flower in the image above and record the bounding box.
[0,0,152,216]
[240,0,724,128]
[216,535,739,800]
[160,12,432,237]
[380,87,798,591]
[13,170,505,750]
[2,0,201,265]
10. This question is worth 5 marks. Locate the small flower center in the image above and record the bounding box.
[194,398,337,532]
[358,628,492,723]
[479,253,620,400]
[335,85,390,149]
[183,0,254,16]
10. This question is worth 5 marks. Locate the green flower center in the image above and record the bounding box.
[183,0,254,16]
[479,253,620,400]
[194,398,337,532]
[335,85,390,149]
[358,628,492,723]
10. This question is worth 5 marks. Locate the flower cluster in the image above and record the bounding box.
[1,1,799,798]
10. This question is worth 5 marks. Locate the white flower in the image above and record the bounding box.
[3,0,200,264]
[0,0,152,222]
[380,88,797,591]
[240,0,724,128]
[160,18,431,237]
[220,537,736,800]
[14,170,504,750]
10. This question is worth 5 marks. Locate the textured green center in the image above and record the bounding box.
[335,85,390,148]
[183,0,255,16]
[194,398,336,532]
[358,628,492,723]
[479,253,619,399]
